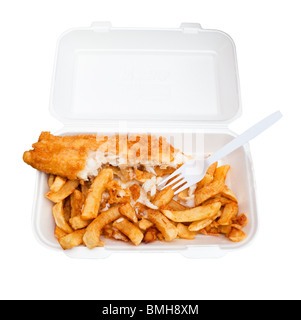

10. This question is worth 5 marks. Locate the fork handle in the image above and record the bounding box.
[208,111,283,165]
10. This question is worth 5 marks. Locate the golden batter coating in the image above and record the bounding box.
[23,132,182,180]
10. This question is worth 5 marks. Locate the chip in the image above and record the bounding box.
[143,228,158,243]
[161,202,222,222]
[83,206,121,249]
[58,229,86,250]
[52,201,73,234]
[218,202,238,225]
[50,176,67,193]
[196,162,217,191]
[195,165,230,206]
[152,187,174,208]
[119,203,138,223]
[138,218,154,231]
[45,180,80,203]
[147,210,178,241]
[81,168,113,220]
[112,218,144,246]
[44,159,247,249]
[177,223,197,240]
[70,189,84,218]
[188,210,222,232]
[227,227,247,242]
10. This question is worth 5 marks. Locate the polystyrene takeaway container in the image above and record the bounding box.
[31,22,258,258]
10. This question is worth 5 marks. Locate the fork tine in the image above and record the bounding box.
[157,168,183,187]
[174,183,189,195]
[161,174,183,190]
[171,178,187,191]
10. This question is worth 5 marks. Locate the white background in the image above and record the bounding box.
[0,0,300,300]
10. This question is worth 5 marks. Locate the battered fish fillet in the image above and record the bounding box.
[23,132,184,180]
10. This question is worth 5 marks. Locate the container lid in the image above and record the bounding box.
[50,22,241,124]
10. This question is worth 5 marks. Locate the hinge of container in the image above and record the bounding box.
[91,21,112,32]
[180,23,202,33]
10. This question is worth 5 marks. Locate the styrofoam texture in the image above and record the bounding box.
[50,23,241,124]
[30,23,257,258]
[31,128,258,259]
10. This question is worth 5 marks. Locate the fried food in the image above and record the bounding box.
[143,228,158,243]
[49,176,66,192]
[112,218,144,246]
[111,229,129,242]
[218,202,238,225]
[147,210,178,241]
[177,223,197,240]
[233,213,248,228]
[201,195,232,206]
[227,227,247,242]
[161,202,222,222]
[24,132,248,249]
[69,216,92,230]
[220,185,238,202]
[152,187,174,208]
[45,180,80,203]
[188,210,222,232]
[165,199,187,211]
[58,229,86,250]
[70,189,84,218]
[195,165,230,206]
[48,174,55,188]
[119,203,138,223]
[81,168,113,220]
[23,132,183,180]
[54,226,67,239]
[63,197,71,221]
[49,162,247,248]
[106,180,131,204]
[129,184,140,202]
[23,132,98,180]
[83,206,121,249]
[52,201,73,234]
[196,162,217,191]
[138,218,154,231]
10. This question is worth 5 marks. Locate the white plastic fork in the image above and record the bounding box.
[157,111,283,194]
